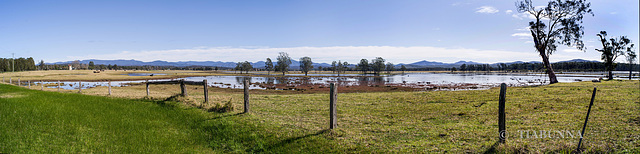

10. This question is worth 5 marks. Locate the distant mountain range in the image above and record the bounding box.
[47,59,334,69]
[48,59,599,69]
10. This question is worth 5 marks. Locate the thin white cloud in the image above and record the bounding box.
[476,6,499,14]
[525,41,534,44]
[512,12,536,20]
[505,10,513,14]
[512,33,532,41]
[66,46,540,64]
[563,49,583,53]
[511,33,530,37]
[515,26,530,31]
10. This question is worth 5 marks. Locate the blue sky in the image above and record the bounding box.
[1,0,638,64]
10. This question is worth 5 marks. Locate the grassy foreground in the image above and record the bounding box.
[1,80,639,153]
[0,84,344,153]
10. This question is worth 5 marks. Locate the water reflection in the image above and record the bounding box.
[235,76,252,85]
[356,77,385,86]
[265,77,275,84]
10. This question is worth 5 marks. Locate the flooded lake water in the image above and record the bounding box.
[23,72,606,90]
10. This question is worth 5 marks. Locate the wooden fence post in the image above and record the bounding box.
[330,83,338,129]
[9,77,11,84]
[28,80,31,89]
[2,76,3,83]
[146,80,150,97]
[576,87,597,152]
[203,79,208,104]
[498,83,507,143]
[108,81,112,95]
[180,79,187,96]
[243,79,250,113]
[57,80,60,92]
[18,78,20,86]
[78,81,82,93]
[40,80,43,90]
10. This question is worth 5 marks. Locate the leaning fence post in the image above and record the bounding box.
[40,80,43,90]
[499,83,507,143]
[146,80,150,97]
[243,79,250,113]
[330,83,338,129]
[57,80,60,92]
[180,79,187,96]
[108,81,112,95]
[576,87,597,152]
[78,81,82,93]
[203,79,209,104]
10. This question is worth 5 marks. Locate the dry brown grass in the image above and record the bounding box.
[75,83,242,112]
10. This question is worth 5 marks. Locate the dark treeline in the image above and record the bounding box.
[41,61,229,71]
[456,62,638,72]
[0,57,36,72]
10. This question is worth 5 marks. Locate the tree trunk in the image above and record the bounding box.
[608,70,613,80]
[629,63,633,80]
[540,53,559,84]
[305,72,308,76]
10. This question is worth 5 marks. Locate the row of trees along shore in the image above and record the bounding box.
[234,51,637,78]
[2,56,637,80]
[456,62,638,73]
[237,52,402,76]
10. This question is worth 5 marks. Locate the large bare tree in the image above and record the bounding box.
[516,0,592,84]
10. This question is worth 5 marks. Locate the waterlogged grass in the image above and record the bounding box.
[1,80,639,153]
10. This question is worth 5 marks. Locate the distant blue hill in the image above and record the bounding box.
[556,59,599,63]
[48,59,599,68]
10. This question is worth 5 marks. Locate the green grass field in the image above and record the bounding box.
[1,80,639,153]
[0,83,345,153]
